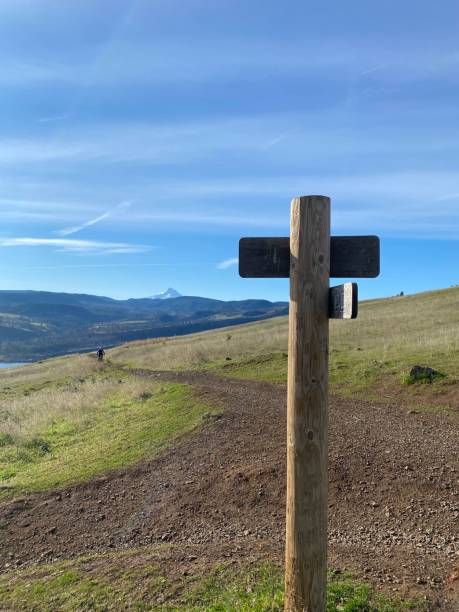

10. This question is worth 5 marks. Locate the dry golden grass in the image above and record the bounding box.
[109,316,288,370]
[108,287,459,393]
[0,354,96,394]
[331,288,459,361]
[0,374,154,446]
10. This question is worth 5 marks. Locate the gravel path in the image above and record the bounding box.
[0,369,457,609]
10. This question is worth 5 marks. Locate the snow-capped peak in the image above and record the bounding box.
[148,288,182,300]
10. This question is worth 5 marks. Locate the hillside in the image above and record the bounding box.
[0,287,457,610]
[0,290,288,362]
[109,286,459,408]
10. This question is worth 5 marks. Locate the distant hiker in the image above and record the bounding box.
[97,347,105,362]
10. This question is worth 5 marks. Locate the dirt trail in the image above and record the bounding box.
[0,369,458,608]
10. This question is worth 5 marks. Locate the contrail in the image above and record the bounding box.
[56,200,132,236]
[217,257,239,270]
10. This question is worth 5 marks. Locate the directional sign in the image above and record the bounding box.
[329,283,358,319]
[239,236,380,279]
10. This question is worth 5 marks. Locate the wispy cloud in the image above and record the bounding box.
[217,257,239,270]
[0,198,95,212]
[1,41,456,89]
[56,200,132,236]
[0,237,149,254]
[1,262,211,270]
[3,169,459,239]
[2,109,457,172]
[38,112,73,124]
[134,171,459,204]
[263,129,297,149]
[0,43,358,88]
[359,64,389,78]
[0,139,92,164]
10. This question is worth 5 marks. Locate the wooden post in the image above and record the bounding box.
[284,196,330,611]
[238,195,379,608]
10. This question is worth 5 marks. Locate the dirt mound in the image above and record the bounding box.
[0,371,457,609]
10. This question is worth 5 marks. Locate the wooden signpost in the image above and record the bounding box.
[239,195,380,612]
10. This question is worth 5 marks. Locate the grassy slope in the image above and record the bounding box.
[0,358,217,501]
[109,287,459,406]
[0,550,424,611]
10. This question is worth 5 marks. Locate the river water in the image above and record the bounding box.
[0,363,27,369]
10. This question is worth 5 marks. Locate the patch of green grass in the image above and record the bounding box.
[183,563,284,611]
[0,555,167,611]
[0,569,116,611]
[326,571,423,612]
[185,566,425,612]
[0,378,217,500]
[213,352,288,384]
[209,350,397,397]
[0,554,426,611]
[210,344,457,407]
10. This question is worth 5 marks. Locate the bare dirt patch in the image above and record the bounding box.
[0,370,457,609]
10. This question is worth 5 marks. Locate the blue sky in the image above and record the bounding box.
[0,0,458,302]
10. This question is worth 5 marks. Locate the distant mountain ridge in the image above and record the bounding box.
[0,290,288,361]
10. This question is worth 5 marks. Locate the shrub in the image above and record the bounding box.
[0,433,13,447]
[404,365,446,385]
[24,436,51,455]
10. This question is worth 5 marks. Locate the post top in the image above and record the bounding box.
[291,194,331,202]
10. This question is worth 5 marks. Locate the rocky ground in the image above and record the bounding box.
[0,370,458,609]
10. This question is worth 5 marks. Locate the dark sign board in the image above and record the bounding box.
[239,236,380,279]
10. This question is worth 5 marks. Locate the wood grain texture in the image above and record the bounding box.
[329,283,358,319]
[284,196,330,612]
[239,236,379,278]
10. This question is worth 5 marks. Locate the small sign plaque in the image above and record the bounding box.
[329,283,358,319]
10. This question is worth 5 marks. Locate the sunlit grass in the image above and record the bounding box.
[0,553,426,611]
[0,354,97,399]
[0,366,217,500]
